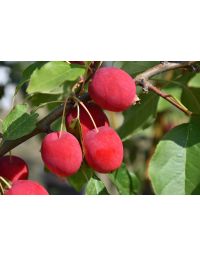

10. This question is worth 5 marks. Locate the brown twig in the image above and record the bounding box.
[138,79,192,116]
[135,61,197,116]
[0,93,90,156]
[135,61,196,82]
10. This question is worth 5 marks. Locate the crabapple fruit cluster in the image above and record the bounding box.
[0,66,136,195]
[66,102,109,137]
[41,66,136,176]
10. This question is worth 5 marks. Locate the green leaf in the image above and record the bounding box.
[191,183,200,195]
[113,61,159,77]
[109,163,141,195]
[149,117,200,195]
[49,117,62,131]
[68,163,93,192]
[157,85,182,112]
[85,175,109,195]
[188,73,200,88]
[156,77,200,114]
[175,72,196,85]
[181,86,200,113]
[27,61,85,94]
[15,62,45,95]
[188,88,200,104]
[2,104,39,140]
[28,93,62,107]
[118,92,159,140]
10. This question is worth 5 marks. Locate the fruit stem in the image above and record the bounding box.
[9,151,12,163]
[76,103,80,120]
[0,182,4,195]
[97,61,103,70]
[73,96,99,133]
[0,177,11,189]
[59,97,68,138]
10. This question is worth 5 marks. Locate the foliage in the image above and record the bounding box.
[1,61,200,195]
[149,116,200,194]
[2,104,38,140]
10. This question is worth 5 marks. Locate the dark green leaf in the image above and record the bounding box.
[181,86,200,113]
[68,163,93,192]
[85,175,109,195]
[27,61,85,94]
[191,183,200,195]
[113,61,159,77]
[2,104,39,140]
[28,93,62,107]
[188,73,200,88]
[175,72,196,85]
[149,117,200,194]
[118,92,159,140]
[50,118,63,131]
[188,88,200,104]
[109,163,141,195]
[15,62,45,95]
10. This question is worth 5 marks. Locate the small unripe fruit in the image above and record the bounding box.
[89,67,136,112]
[66,102,109,137]
[0,155,29,182]
[41,131,82,177]
[83,126,123,173]
[4,180,49,195]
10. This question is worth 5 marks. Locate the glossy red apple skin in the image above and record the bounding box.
[83,126,123,173]
[4,180,49,195]
[89,67,136,112]
[66,102,109,137]
[0,155,29,182]
[41,131,82,177]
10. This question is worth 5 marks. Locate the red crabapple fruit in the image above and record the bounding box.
[41,131,82,177]
[89,67,136,112]
[66,102,109,137]
[83,126,123,173]
[0,155,29,182]
[4,180,49,195]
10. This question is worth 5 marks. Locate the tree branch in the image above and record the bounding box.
[135,61,196,82]
[135,61,197,116]
[137,79,192,116]
[0,93,90,156]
